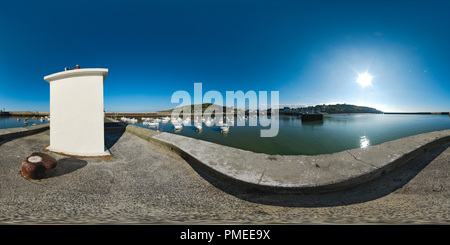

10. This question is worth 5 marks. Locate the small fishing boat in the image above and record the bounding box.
[194,122,202,130]
[143,121,158,127]
[204,119,212,127]
[220,124,229,132]
[182,119,190,126]
[174,123,183,130]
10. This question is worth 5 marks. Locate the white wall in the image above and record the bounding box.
[44,68,109,156]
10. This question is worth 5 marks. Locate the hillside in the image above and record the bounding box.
[159,103,235,113]
[315,104,383,114]
[161,103,383,114]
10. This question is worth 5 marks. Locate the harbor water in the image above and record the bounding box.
[2,114,449,155]
[0,116,49,129]
[131,114,450,155]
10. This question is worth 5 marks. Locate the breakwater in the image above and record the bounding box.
[384,112,450,115]
[0,111,50,117]
[106,112,163,117]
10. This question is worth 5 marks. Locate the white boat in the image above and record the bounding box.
[143,121,158,127]
[204,119,212,126]
[173,123,183,130]
[182,119,191,126]
[220,124,229,132]
[121,117,138,123]
[194,122,202,130]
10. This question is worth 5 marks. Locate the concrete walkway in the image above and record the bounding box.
[126,124,450,193]
[0,123,448,224]
[2,122,450,194]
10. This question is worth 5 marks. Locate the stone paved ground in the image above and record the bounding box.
[0,129,448,224]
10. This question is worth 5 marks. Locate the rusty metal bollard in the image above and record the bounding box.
[21,152,57,180]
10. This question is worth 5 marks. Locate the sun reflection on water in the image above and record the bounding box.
[360,135,370,148]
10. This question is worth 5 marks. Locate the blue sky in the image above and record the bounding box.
[1,0,449,112]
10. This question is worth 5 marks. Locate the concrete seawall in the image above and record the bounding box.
[0,124,49,141]
[0,111,50,117]
[125,124,450,193]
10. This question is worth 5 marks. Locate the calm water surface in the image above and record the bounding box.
[131,114,450,155]
[2,114,449,155]
[0,116,49,129]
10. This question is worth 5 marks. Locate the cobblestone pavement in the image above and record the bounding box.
[0,130,448,224]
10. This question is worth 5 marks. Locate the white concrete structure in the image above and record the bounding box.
[44,68,109,156]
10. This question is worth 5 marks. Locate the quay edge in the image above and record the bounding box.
[124,123,450,194]
[1,121,449,194]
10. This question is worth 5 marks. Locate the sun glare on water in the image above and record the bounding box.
[357,72,373,87]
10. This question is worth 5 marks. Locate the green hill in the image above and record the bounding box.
[159,103,235,113]
[315,104,382,114]
[161,103,383,114]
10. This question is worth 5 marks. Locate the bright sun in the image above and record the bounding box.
[357,72,373,87]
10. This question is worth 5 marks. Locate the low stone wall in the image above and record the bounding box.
[0,124,50,141]
[126,124,450,193]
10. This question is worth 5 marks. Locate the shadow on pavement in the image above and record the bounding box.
[104,122,127,150]
[187,141,450,207]
[44,158,88,178]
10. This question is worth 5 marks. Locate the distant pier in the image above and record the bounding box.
[300,113,323,122]
[0,111,50,117]
[384,112,450,115]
